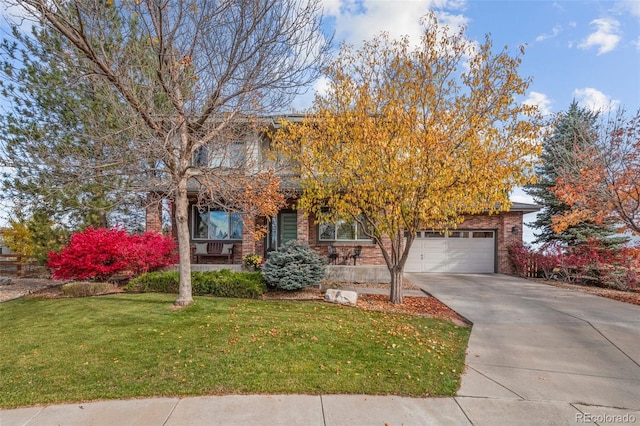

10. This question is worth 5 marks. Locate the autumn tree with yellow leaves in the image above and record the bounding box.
[273,15,545,304]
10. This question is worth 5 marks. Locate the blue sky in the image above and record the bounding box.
[3,1,637,114]
[299,0,639,114]
[1,1,639,241]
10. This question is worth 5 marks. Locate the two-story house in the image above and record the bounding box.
[145,115,539,276]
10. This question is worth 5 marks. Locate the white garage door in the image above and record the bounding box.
[405,230,495,273]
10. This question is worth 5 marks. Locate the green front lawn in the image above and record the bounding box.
[0,294,469,408]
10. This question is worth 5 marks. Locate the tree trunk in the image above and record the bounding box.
[173,177,193,306]
[389,267,404,304]
[99,211,108,228]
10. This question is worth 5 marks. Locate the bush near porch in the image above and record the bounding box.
[126,270,266,299]
[261,240,326,291]
[47,227,178,281]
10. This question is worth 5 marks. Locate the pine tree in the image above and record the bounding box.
[0,25,145,230]
[525,102,627,247]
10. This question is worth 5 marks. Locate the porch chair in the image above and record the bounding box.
[327,245,339,265]
[350,245,362,265]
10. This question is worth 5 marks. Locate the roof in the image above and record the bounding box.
[509,202,542,213]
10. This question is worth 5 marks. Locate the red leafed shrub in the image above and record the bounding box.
[124,232,179,276]
[565,240,640,290]
[602,247,640,290]
[509,239,640,290]
[508,241,565,280]
[47,227,178,281]
[507,242,534,278]
[534,243,564,280]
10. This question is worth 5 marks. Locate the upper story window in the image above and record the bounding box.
[192,206,243,240]
[319,219,371,242]
[192,141,246,168]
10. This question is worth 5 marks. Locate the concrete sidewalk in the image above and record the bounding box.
[3,393,637,426]
[3,274,640,425]
[2,395,464,426]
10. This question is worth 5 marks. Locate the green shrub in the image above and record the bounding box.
[261,240,326,291]
[126,271,180,293]
[193,270,265,298]
[61,282,119,297]
[126,270,265,299]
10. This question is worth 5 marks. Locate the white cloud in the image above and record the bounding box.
[618,0,640,18]
[321,0,343,16]
[578,17,621,55]
[313,76,331,98]
[573,87,620,112]
[323,0,468,48]
[289,76,332,111]
[524,91,553,116]
[298,1,471,110]
[1,1,29,21]
[434,10,469,34]
[0,1,41,32]
[535,25,562,42]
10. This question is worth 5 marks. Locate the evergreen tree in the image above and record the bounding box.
[525,101,627,247]
[0,25,147,230]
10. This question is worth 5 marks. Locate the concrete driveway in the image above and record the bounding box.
[407,273,640,421]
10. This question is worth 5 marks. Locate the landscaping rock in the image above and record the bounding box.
[0,276,13,285]
[324,289,358,306]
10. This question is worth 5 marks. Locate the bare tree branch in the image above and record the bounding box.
[4,0,331,305]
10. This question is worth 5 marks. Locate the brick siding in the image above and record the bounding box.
[302,211,522,274]
[147,199,523,274]
[145,194,163,233]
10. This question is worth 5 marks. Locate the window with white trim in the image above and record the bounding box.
[192,207,243,240]
[192,141,246,168]
[319,219,371,241]
[423,231,445,238]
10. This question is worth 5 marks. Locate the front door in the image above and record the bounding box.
[278,212,298,246]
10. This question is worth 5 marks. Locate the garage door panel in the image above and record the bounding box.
[422,254,447,272]
[448,239,492,249]
[406,248,447,273]
[407,230,495,273]
[447,252,494,273]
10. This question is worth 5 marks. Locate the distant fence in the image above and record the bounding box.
[522,259,540,278]
[0,254,45,277]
